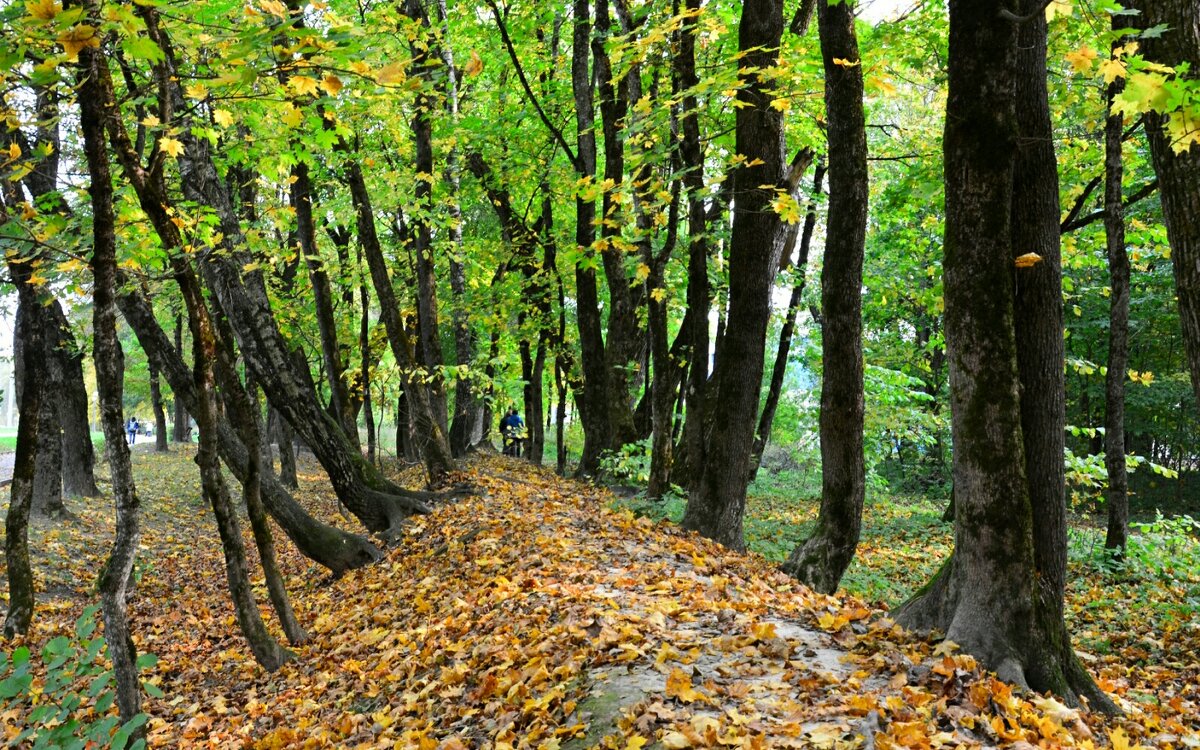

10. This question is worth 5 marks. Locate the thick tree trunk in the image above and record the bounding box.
[33,352,65,518]
[116,287,382,574]
[894,0,1115,712]
[149,365,170,452]
[77,33,144,737]
[1104,30,1131,552]
[274,408,299,489]
[1129,0,1200,419]
[752,162,825,479]
[783,0,867,594]
[680,0,786,550]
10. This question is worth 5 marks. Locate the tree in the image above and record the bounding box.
[894,0,1114,711]
[680,0,787,550]
[782,0,868,594]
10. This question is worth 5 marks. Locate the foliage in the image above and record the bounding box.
[0,606,150,749]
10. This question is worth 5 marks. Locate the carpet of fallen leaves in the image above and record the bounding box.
[2,447,1199,749]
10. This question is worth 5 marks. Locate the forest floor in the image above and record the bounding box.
[1,447,1198,749]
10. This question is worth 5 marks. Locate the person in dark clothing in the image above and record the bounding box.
[126,416,139,445]
[500,408,525,457]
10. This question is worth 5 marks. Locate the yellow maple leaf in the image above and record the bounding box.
[463,49,484,77]
[1065,45,1096,73]
[321,74,343,96]
[159,137,184,158]
[660,731,691,749]
[1165,108,1200,154]
[185,82,209,101]
[4,142,20,162]
[281,104,303,128]
[213,109,235,128]
[259,0,288,18]
[141,114,161,128]
[1100,58,1127,84]
[58,24,99,60]
[377,61,406,85]
[664,668,704,703]
[625,736,648,750]
[288,75,320,98]
[25,0,60,21]
[1044,0,1071,21]
[1014,252,1043,268]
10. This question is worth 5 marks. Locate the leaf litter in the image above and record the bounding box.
[1,448,1197,748]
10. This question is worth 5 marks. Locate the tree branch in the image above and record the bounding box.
[1061,179,1159,233]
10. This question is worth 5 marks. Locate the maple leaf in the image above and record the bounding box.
[288,75,320,98]
[213,109,235,128]
[665,668,704,703]
[159,137,185,158]
[25,0,60,21]
[281,105,304,128]
[377,61,406,85]
[1065,45,1097,73]
[321,74,343,96]
[463,49,484,77]
[58,24,99,60]
[185,82,209,101]
[1100,58,1127,84]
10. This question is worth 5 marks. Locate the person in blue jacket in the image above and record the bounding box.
[500,408,525,457]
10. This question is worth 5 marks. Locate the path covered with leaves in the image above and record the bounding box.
[2,449,1198,748]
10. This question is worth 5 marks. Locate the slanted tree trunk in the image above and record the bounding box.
[77,29,144,736]
[1128,0,1200,420]
[149,364,169,452]
[782,0,867,594]
[1104,26,1132,552]
[680,0,786,549]
[116,286,382,574]
[752,161,825,479]
[894,0,1115,712]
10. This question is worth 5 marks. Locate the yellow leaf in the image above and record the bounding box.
[1044,0,1071,21]
[288,75,320,98]
[185,82,209,101]
[1065,45,1097,73]
[660,731,691,749]
[1100,58,1126,85]
[159,137,184,158]
[58,24,99,60]
[1014,252,1043,268]
[141,114,161,128]
[350,60,372,77]
[463,49,484,77]
[281,104,304,128]
[5,143,19,161]
[25,0,60,21]
[377,61,406,85]
[213,109,235,128]
[259,0,288,18]
[664,668,704,703]
[321,74,343,96]
[833,57,860,68]
[625,737,648,750]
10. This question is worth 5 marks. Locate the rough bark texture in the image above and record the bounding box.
[48,304,100,497]
[3,265,42,638]
[783,0,867,594]
[894,0,1115,712]
[1129,0,1200,420]
[150,365,170,452]
[78,34,144,736]
[15,306,65,519]
[1104,31,1131,552]
[116,287,382,574]
[680,0,786,550]
[173,315,190,443]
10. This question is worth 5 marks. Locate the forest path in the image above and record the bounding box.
[0,450,1157,748]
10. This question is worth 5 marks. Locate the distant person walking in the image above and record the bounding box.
[126,416,139,445]
[500,408,525,458]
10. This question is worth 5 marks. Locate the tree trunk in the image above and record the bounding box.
[116,286,382,574]
[274,408,299,489]
[150,364,170,452]
[47,304,100,497]
[894,0,1115,712]
[783,0,868,594]
[1129,0,1200,421]
[2,252,43,637]
[752,161,825,478]
[77,32,145,737]
[1104,26,1132,552]
[173,315,190,443]
[360,272,377,466]
[34,349,65,518]
[680,0,786,550]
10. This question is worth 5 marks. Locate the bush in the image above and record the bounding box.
[0,605,152,749]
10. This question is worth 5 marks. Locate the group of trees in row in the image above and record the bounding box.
[1,0,1197,736]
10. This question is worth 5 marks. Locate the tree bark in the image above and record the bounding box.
[783,0,867,594]
[1128,0,1200,423]
[47,304,100,497]
[149,364,170,452]
[77,30,144,736]
[680,0,786,550]
[17,308,65,518]
[173,315,190,442]
[1103,26,1132,553]
[894,0,1116,712]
